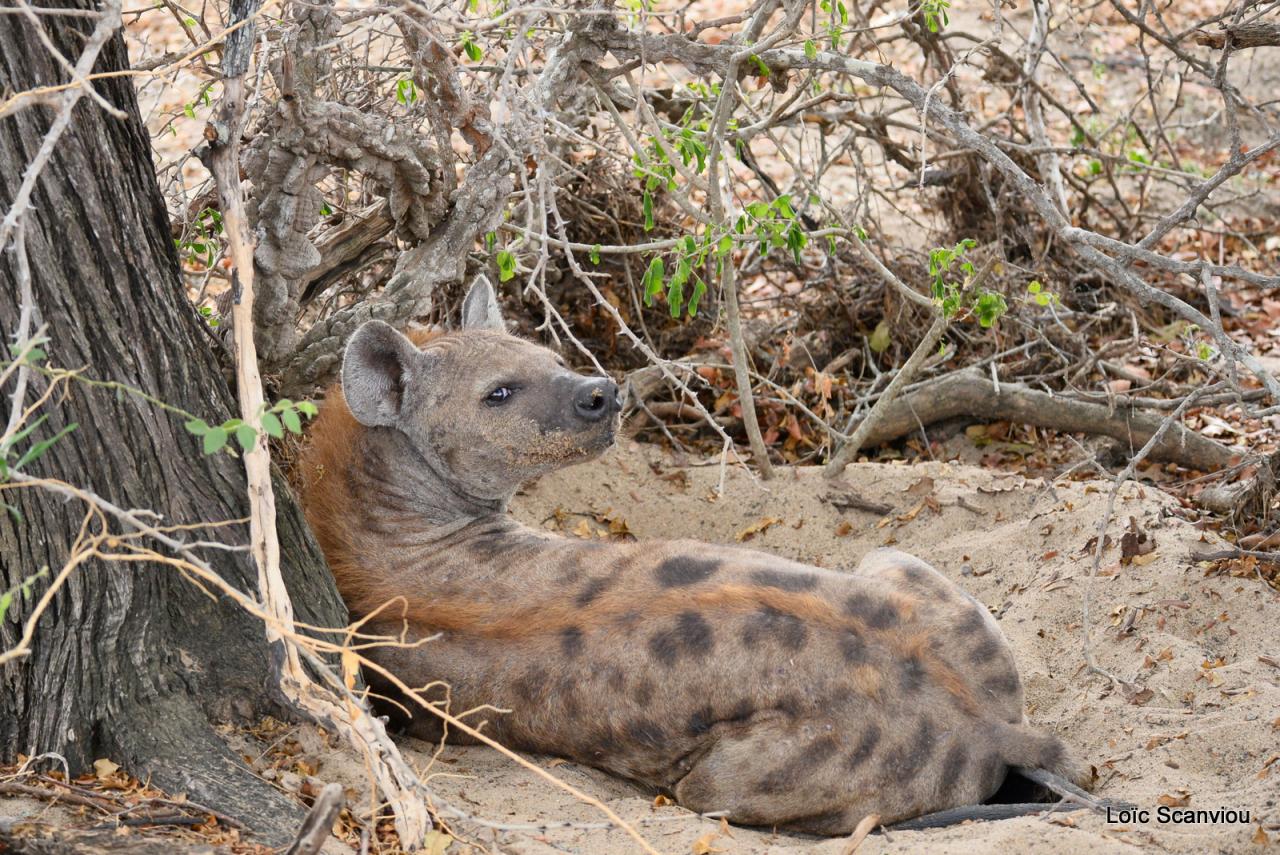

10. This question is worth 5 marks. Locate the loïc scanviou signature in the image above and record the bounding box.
[1107,805,1252,825]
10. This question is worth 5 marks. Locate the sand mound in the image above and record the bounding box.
[308,441,1278,853]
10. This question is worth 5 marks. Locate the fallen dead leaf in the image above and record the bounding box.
[691,830,727,854]
[93,758,120,780]
[422,830,452,855]
[905,475,935,497]
[737,517,783,541]
[1157,790,1191,808]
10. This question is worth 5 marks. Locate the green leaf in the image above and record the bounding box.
[641,256,665,306]
[235,424,258,452]
[642,190,654,232]
[804,39,817,60]
[15,423,78,470]
[281,408,302,434]
[496,250,517,282]
[202,426,228,455]
[589,244,601,265]
[396,78,418,105]
[260,412,284,439]
[869,321,891,354]
[974,291,1008,328]
[2,500,22,523]
[297,401,319,418]
[687,279,707,317]
[1027,280,1042,294]
[461,31,483,61]
[184,418,210,436]
[3,414,48,451]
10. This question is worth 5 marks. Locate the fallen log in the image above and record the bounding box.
[848,369,1241,473]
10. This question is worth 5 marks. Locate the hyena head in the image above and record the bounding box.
[341,277,622,500]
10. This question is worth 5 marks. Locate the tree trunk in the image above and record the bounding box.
[0,3,347,845]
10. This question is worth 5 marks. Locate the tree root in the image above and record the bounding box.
[105,694,304,848]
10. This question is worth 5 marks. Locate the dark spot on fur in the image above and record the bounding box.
[775,693,804,718]
[827,685,856,707]
[633,678,655,705]
[845,724,881,769]
[726,699,755,724]
[982,672,1021,696]
[900,654,926,692]
[513,666,549,703]
[758,735,838,794]
[688,706,716,736]
[839,631,866,665]
[941,743,967,783]
[972,635,1002,663]
[655,556,719,588]
[751,568,819,591]
[681,611,714,650]
[466,524,532,561]
[741,606,808,651]
[561,627,584,657]
[606,667,626,693]
[804,733,840,761]
[648,629,680,666]
[845,595,899,629]
[882,718,935,777]
[627,719,665,748]
[648,611,714,666]
[956,609,987,634]
[902,564,929,583]
[575,576,616,606]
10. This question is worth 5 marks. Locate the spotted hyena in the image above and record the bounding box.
[298,278,1090,833]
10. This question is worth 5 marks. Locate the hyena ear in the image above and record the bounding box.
[342,320,431,428]
[460,274,506,332]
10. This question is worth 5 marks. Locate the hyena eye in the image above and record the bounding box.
[485,386,514,406]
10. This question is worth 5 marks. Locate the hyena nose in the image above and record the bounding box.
[574,378,621,422]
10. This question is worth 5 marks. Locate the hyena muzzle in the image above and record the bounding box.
[298,277,1091,834]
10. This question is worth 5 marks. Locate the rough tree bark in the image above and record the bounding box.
[0,3,347,844]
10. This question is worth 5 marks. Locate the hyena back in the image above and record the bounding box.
[298,278,1088,833]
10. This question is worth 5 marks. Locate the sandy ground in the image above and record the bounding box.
[277,439,1278,854]
[3,441,1275,854]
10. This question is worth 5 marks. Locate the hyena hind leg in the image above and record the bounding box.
[672,714,865,834]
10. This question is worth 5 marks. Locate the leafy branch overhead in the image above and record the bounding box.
[135,0,1279,489]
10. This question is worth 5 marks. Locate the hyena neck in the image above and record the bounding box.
[359,425,510,532]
